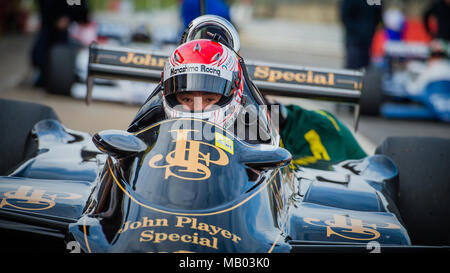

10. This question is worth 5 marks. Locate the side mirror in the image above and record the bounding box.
[238,143,292,171]
[93,130,147,159]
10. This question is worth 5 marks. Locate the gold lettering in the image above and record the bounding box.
[307,70,314,84]
[142,217,154,228]
[192,232,199,244]
[134,216,241,249]
[314,74,328,85]
[144,54,151,65]
[268,69,283,82]
[119,52,165,67]
[139,230,154,242]
[152,56,166,67]
[155,218,168,227]
[212,237,218,249]
[208,225,222,236]
[199,237,213,248]
[119,217,168,233]
[190,217,198,229]
[154,232,168,243]
[328,73,335,85]
[295,72,306,83]
[231,234,242,244]
[139,230,219,250]
[119,52,134,64]
[252,67,335,86]
[283,71,294,81]
[119,221,130,233]
[129,221,141,230]
[197,222,210,232]
[168,233,180,242]
[181,234,192,243]
[175,216,192,227]
[198,237,210,247]
[253,66,269,79]
[221,229,232,239]
[134,55,145,65]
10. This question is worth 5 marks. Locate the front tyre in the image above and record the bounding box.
[375,137,450,246]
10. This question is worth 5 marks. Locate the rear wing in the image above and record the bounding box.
[87,43,365,128]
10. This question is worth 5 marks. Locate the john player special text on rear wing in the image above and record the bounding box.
[86,43,365,106]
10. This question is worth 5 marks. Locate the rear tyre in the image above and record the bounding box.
[0,99,59,175]
[45,44,76,96]
[375,137,450,245]
[360,66,383,116]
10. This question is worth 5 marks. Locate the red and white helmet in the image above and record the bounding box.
[162,39,244,129]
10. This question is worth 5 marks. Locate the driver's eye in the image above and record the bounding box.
[181,98,192,103]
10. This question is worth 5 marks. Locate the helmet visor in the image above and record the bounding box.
[163,73,234,97]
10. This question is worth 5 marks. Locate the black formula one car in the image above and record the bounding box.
[0,16,449,253]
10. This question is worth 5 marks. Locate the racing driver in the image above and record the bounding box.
[161,38,367,166]
[162,38,244,131]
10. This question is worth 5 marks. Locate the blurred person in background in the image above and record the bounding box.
[423,0,450,42]
[30,0,89,87]
[0,0,29,34]
[340,0,382,69]
[382,4,405,41]
[180,0,231,30]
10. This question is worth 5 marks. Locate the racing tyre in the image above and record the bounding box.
[375,137,450,246]
[46,44,76,96]
[0,99,59,175]
[360,66,383,116]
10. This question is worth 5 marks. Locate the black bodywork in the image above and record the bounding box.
[1,41,449,254]
[2,80,443,253]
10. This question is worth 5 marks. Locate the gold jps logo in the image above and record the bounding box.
[0,186,82,211]
[149,129,229,180]
[304,214,401,241]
